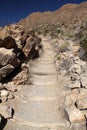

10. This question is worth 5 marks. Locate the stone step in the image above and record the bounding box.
[30,74,57,85]
[31,66,56,75]
[31,63,56,70]
[34,60,55,65]
[7,99,68,126]
[15,85,59,98]
[4,120,69,130]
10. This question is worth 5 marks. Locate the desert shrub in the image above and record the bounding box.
[80,34,87,53]
[59,42,69,53]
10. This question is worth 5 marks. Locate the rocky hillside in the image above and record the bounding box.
[18,2,87,32]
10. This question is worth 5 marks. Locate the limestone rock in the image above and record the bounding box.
[81,77,87,88]
[13,69,29,85]
[0,104,13,118]
[70,64,82,74]
[71,123,86,130]
[76,98,87,110]
[64,95,85,123]
[8,92,15,99]
[0,89,9,97]
[69,80,81,89]
[4,82,17,92]
[76,88,87,110]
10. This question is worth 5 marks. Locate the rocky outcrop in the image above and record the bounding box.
[0,25,42,82]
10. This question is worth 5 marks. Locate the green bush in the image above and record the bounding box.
[80,35,87,53]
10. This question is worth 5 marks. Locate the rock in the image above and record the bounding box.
[70,74,79,81]
[69,80,81,89]
[0,47,21,68]
[64,95,85,123]
[76,97,87,110]
[23,35,42,59]
[0,48,15,66]
[13,69,29,85]
[0,89,9,97]
[71,123,86,130]
[70,64,82,74]
[69,89,79,103]
[0,83,4,90]
[8,92,15,99]
[0,46,23,81]
[0,104,13,118]
[1,96,8,103]
[0,64,14,81]
[0,26,11,40]
[75,88,87,110]
[81,77,87,88]
[3,36,17,49]
[21,63,30,70]
[4,82,17,92]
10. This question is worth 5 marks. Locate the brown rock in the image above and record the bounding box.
[3,36,17,49]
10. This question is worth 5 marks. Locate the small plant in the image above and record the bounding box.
[67,34,73,39]
[80,34,87,53]
[60,42,68,53]
[56,54,61,60]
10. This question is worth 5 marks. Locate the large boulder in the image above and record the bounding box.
[23,36,42,59]
[0,47,22,81]
[64,95,85,124]
[0,36,17,49]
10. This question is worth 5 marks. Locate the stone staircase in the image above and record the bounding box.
[4,37,70,130]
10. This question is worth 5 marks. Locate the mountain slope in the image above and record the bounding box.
[18,2,87,30]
